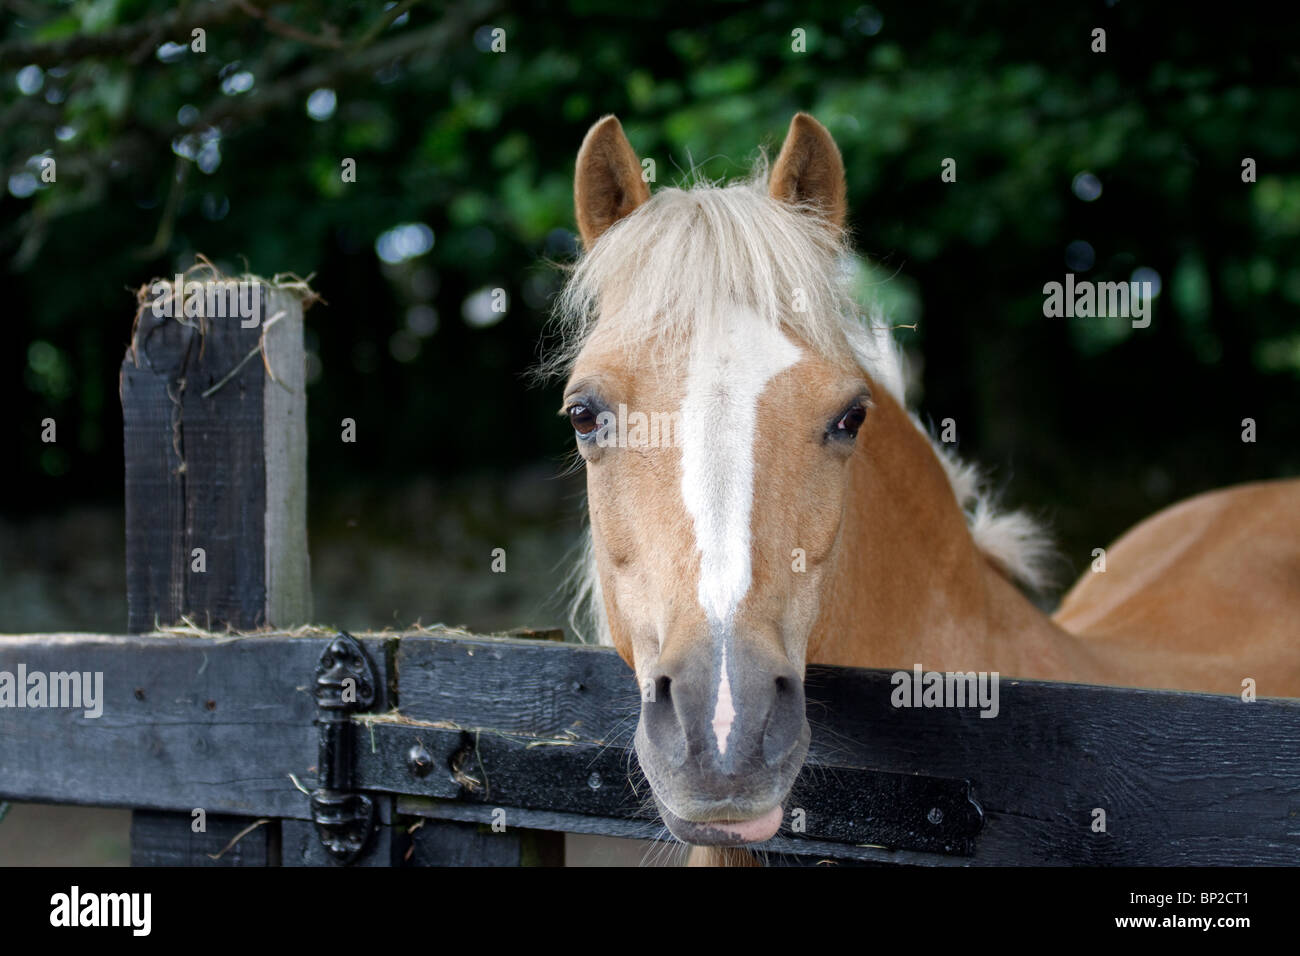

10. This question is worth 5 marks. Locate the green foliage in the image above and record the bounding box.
[2,1,1298,564]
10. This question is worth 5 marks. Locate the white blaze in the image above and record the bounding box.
[680,311,801,751]
[712,644,736,755]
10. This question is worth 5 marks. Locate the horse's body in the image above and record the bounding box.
[1054,478,1300,694]
[790,378,1300,696]
[554,113,1300,862]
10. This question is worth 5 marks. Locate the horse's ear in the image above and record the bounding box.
[574,115,650,249]
[769,113,847,233]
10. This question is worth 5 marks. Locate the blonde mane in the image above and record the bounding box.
[550,166,1054,645]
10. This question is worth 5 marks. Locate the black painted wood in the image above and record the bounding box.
[121,300,192,634]
[5,629,1298,865]
[130,810,277,866]
[391,632,1300,865]
[799,668,1300,865]
[352,721,982,855]
[117,278,313,867]
[403,819,563,867]
[395,798,910,865]
[175,288,270,632]
[281,813,407,866]
[120,281,310,634]
[0,633,393,821]
[395,630,642,741]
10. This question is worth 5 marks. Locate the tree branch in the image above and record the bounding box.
[0,0,247,68]
[194,0,497,133]
[233,0,344,50]
[353,0,427,50]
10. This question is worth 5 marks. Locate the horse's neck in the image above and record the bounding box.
[809,386,1103,682]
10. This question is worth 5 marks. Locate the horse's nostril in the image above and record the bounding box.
[657,675,672,701]
[774,675,790,694]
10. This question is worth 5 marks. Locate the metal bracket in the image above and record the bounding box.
[311,631,378,864]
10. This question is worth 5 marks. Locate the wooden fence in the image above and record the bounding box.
[1,278,1297,865]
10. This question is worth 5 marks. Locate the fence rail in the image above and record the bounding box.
[3,628,1298,865]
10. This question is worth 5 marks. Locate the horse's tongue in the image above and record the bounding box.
[698,805,783,843]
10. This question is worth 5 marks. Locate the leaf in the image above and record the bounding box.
[79,0,123,36]
[35,15,81,42]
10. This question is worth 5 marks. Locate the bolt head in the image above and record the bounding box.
[407,743,433,777]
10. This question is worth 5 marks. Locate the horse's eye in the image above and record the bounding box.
[832,403,867,440]
[569,403,599,436]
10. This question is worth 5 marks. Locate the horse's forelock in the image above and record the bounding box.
[545,170,904,400]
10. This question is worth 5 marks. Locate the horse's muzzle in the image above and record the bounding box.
[634,637,810,845]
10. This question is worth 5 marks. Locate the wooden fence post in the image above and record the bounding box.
[120,275,311,633]
[119,272,312,864]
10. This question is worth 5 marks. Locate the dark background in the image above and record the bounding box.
[3,0,1298,636]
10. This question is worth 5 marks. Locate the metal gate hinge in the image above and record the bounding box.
[311,631,378,864]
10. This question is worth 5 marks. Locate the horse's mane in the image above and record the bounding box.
[548,164,1055,646]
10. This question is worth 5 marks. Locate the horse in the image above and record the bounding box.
[549,112,1300,864]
